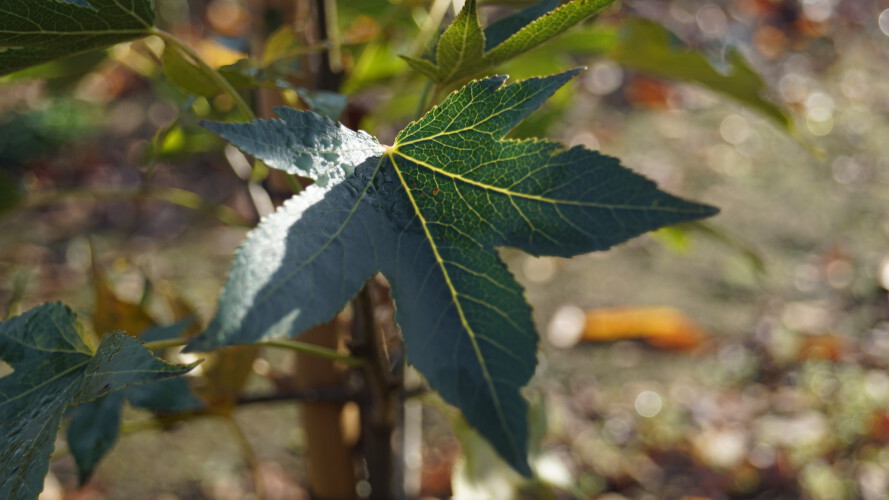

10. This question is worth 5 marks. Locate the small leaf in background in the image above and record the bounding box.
[582,306,709,351]
[609,19,791,129]
[162,44,225,98]
[191,345,258,415]
[91,255,155,339]
[402,0,617,85]
[0,0,155,76]
[261,26,303,66]
[160,292,256,415]
[188,70,717,473]
[297,88,348,120]
[0,303,196,500]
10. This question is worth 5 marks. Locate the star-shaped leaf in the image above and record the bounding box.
[402,0,616,85]
[0,303,196,499]
[187,69,717,473]
[66,319,202,484]
[0,0,155,77]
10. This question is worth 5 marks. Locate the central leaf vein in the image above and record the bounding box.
[385,151,520,457]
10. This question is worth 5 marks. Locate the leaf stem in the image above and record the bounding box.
[143,336,362,365]
[151,28,255,121]
[142,337,189,351]
[259,339,364,366]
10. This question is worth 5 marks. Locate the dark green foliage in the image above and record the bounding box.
[0,304,196,499]
[187,70,716,473]
[66,320,202,483]
[0,0,155,76]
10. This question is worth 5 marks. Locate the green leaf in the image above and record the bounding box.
[0,0,155,77]
[0,303,196,499]
[188,70,717,473]
[609,19,790,129]
[162,44,224,98]
[296,88,348,120]
[483,0,614,69]
[403,0,615,85]
[66,319,202,483]
[483,0,560,51]
[66,391,126,484]
[435,0,486,84]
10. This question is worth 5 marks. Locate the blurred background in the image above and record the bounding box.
[2,0,889,499]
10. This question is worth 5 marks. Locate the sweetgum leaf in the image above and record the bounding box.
[66,391,125,484]
[0,0,155,76]
[189,70,717,473]
[483,0,560,51]
[0,303,196,499]
[482,0,615,70]
[435,0,486,84]
[66,319,202,484]
[402,0,615,85]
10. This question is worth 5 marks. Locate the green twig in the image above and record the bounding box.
[259,339,364,366]
[142,337,189,351]
[146,336,363,366]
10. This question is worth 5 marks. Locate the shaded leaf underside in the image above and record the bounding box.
[188,70,717,473]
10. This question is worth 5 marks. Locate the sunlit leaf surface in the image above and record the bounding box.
[403,0,616,85]
[188,70,717,473]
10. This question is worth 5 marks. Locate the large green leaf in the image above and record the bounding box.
[0,303,196,499]
[187,70,717,473]
[0,0,155,76]
[403,0,616,85]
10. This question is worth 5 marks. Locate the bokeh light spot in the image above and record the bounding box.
[635,390,663,418]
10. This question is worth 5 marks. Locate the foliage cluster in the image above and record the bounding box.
[0,0,795,498]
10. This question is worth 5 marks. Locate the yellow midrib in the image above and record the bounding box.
[384,150,520,458]
[390,149,693,212]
